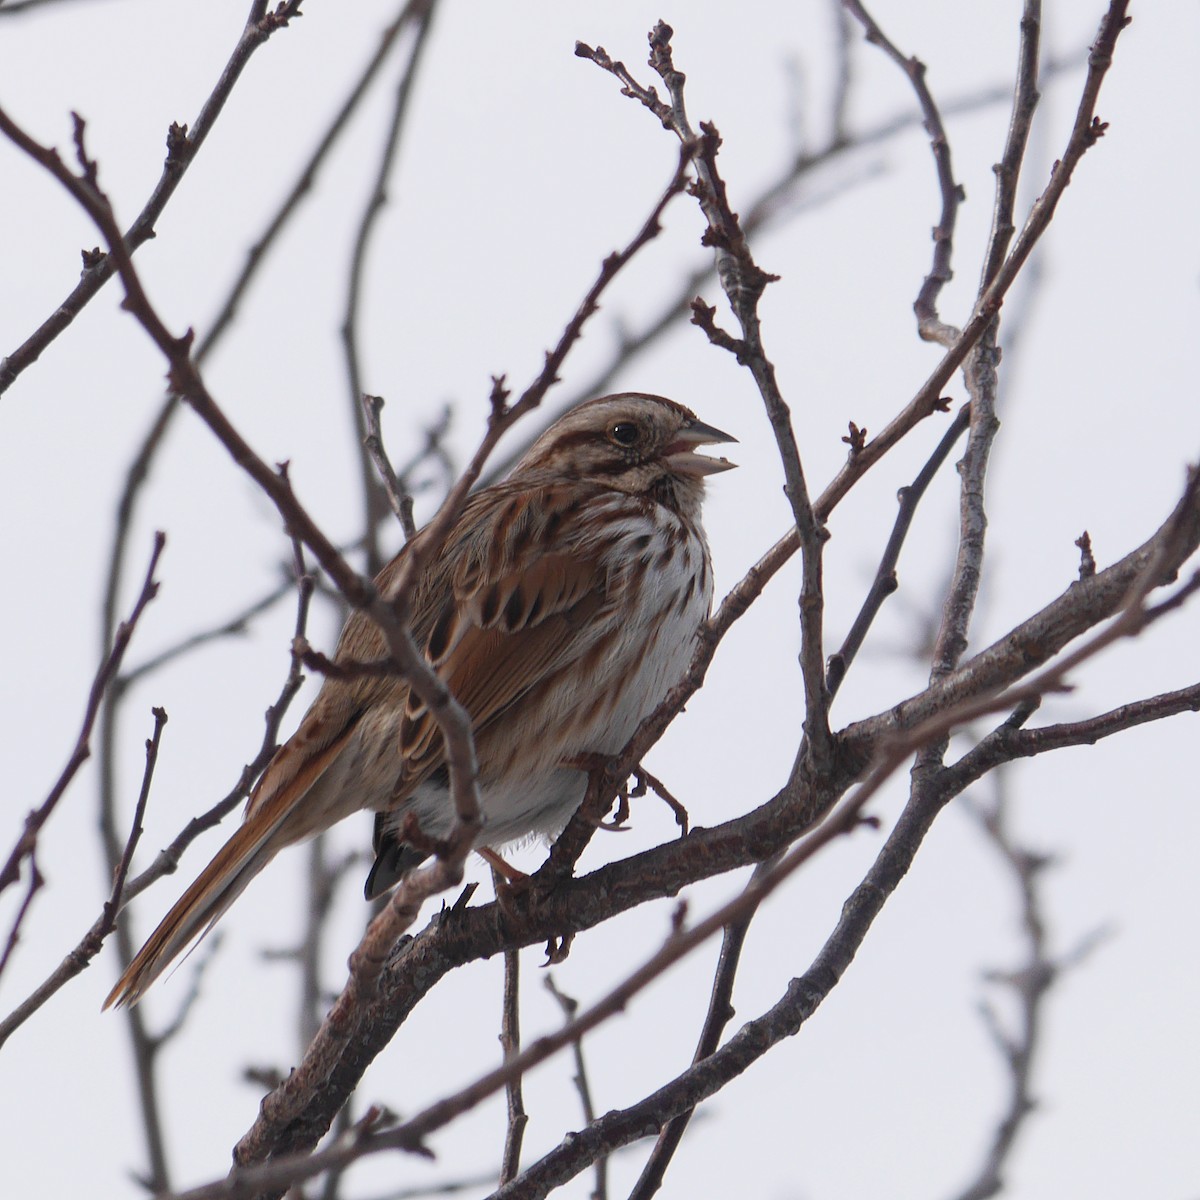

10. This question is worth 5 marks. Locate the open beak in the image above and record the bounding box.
[664,416,738,477]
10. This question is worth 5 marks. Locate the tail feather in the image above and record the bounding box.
[103,807,290,1008]
[105,716,360,1009]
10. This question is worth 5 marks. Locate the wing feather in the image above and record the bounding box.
[394,489,619,781]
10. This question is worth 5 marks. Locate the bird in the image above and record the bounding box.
[105,393,735,1007]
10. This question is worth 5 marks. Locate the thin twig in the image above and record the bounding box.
[829,0,854,146]
[926,0,1043,692]
[627,861,763,1200]
[295,842,356,1054]
[92,540,309,1191]
[544,976,604,1200]
[979,0,1044,293]
[118,528,315,909]
[340,0,439,573]
[498,941,527,1186]
[843,0,965,345]
[948,781,1110,1200]
[197,0,428,369]
[0,0,297,395]
[689,0,1134,753]
[943,681,1200,794]
[362,394,417,539]
[0,855,40,985]
[817,0,1130,527]
[3,98,491,877]
[90,3,434,789]
[581,24,834,775]
[0,705,175,1046]
[117,573,296,689]
[0,532,171,1190]
[479,57,1081,490]
[147,942,222,1054]
[0,534,164,897]
[826,403,971,698]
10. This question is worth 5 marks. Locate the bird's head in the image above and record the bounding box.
[516,392,736,516]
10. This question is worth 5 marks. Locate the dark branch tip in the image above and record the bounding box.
[1074,531,1096,580]
[841,421,868,458]
[164,121,190,169]
[258,0,304,34]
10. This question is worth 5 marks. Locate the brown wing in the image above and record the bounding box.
[245,484,608,811]
[365,484,619,893]
[396,550,608,775]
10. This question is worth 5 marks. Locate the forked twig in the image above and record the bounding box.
[0,534,164,899]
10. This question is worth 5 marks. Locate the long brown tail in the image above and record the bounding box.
[105,715,359,1009]
[103,803,293,1008]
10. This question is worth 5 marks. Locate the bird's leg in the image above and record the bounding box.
[542,930,575,965]
[563,752,627,829]
[598,776,632,830]
[531,753,631,889]
[478,846,529,884]
[564,755,691,836]
[485,854,534,922]
[632,766,690,836]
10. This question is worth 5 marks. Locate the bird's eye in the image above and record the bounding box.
[610,422,639,446]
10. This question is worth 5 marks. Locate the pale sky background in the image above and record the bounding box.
[1,2,1198,1198]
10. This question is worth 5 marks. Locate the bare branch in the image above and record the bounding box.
[0,855,40,985]
[828,0,854,146]
[498,941,527,1186]
[817,0,1131,524]
[923,1,1043,700]
[561,5,1135,821]
[165,569,1193,1200]
[197,0,430,369]
[627,863,763,1200]
[0,100,492,916]
[942,682,1200,794]
[826,403,971,698]
[118,574,296,689]
[543,975,604,1200]
[843,0,965,345]
[948,783,1110,1200]
[0,1,297,396]
[583,23,834,773]
[845,461,1200,754]
[340,0,440,573]
[118,537,315,909]
[0,534,164,898]
[362,394,418,539]
[978,0,1043,292]
[479,58,1082,491]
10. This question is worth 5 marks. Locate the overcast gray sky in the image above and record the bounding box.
[1,2,1197,1197]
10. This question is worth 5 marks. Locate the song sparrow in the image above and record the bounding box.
[106,393,735,1007]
